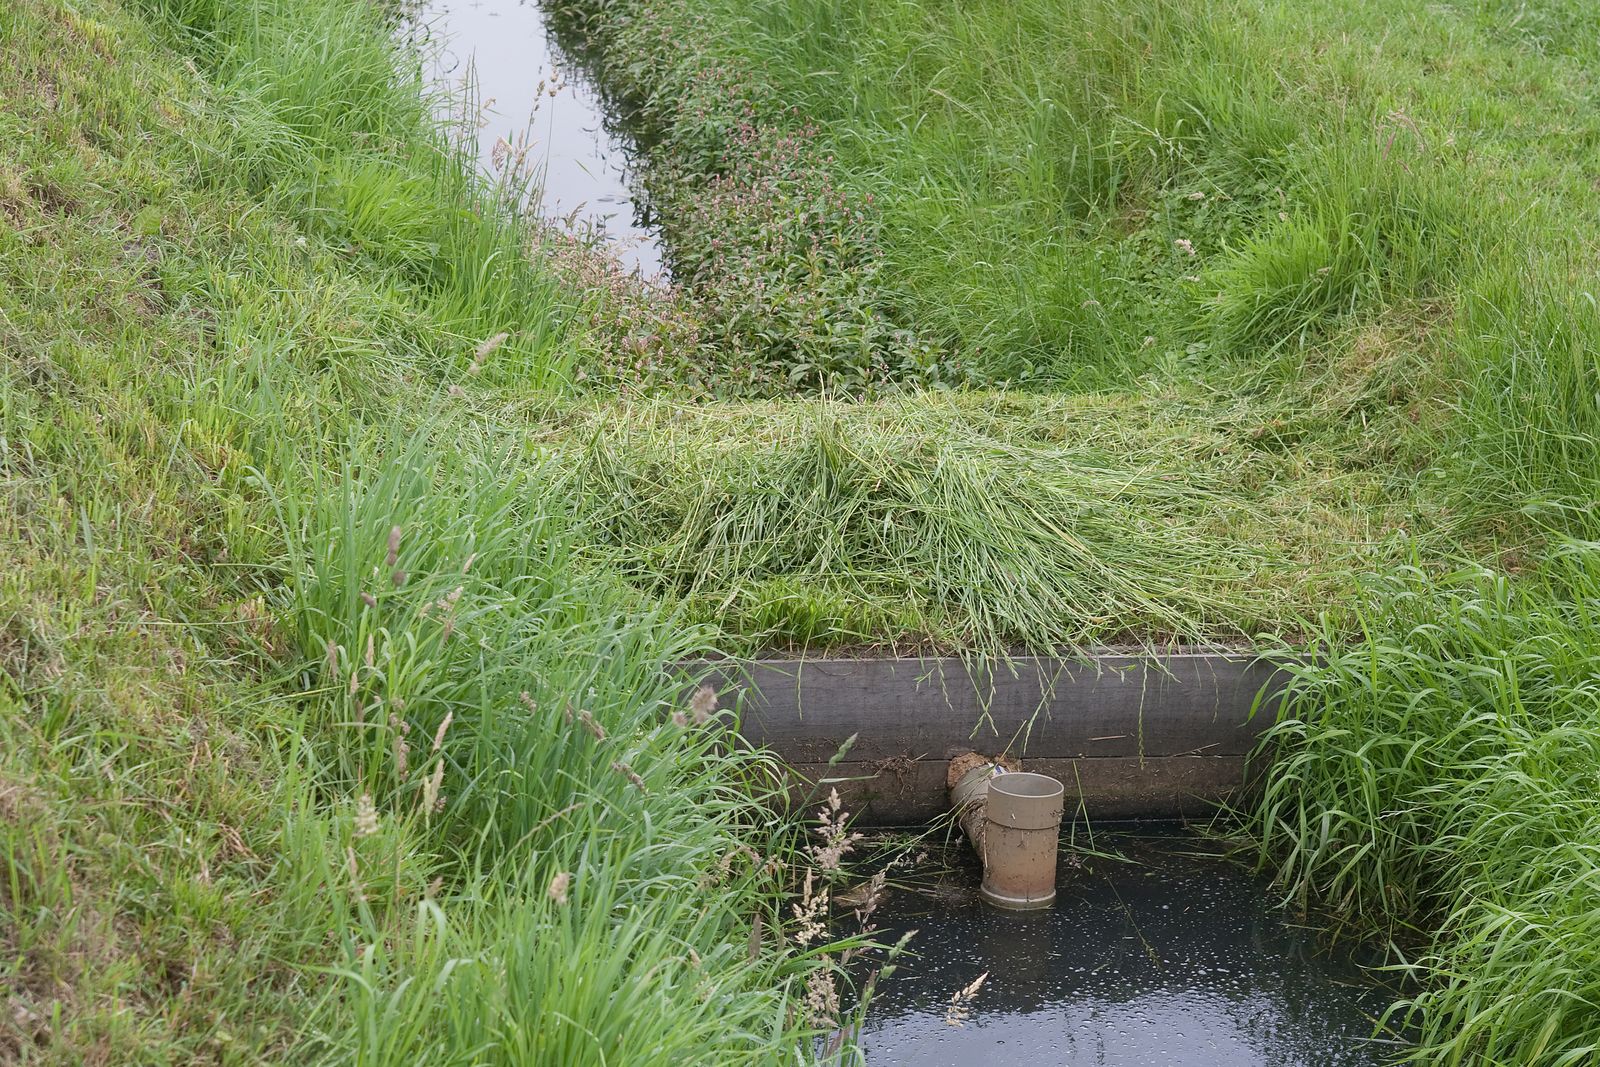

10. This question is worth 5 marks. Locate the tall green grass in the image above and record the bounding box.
[562,0,1600,440]
[1250,546,1600,1064]
[0,0,869,1059]
[142,0,572,387]
[277,427,833,1066]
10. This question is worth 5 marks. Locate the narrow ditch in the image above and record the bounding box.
[857,828,1405,1066]
[416,5,1407,1059]
[418,0,662,275]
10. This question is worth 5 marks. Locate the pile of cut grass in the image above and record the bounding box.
[532,375,1452,653]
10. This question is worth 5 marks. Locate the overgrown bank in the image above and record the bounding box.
[1251,551,1600,1065]
[552,0,1600,537]
[0,0,865,1061]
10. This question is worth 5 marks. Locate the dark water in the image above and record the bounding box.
[859,832,1403,1066]
[419,0,661,276]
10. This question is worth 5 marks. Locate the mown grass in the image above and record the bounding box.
[531,381,1449,653]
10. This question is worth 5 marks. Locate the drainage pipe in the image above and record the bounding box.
[980,771,1066,909]
[950,765,1066,909]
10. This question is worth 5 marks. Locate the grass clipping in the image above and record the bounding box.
[550,396,1302,652]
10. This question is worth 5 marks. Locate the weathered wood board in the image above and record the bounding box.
[692,654,1290,824]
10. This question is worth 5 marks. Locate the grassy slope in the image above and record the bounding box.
[706,0,1595,383]
[0,2,841,1064]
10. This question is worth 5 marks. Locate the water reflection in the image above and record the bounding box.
[419,0,661,276]
[862,832,1401,1066]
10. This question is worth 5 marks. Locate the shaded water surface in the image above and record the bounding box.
[420,0,660,275]
[862,832,1400,1066]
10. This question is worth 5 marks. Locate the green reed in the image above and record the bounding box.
[1250,546,1600,1064]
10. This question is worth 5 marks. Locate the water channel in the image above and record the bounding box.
[418,0,662,276]
[419,5,1405,1059]
[859,829,1403,1066]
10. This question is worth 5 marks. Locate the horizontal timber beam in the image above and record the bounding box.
[689,653,1291,825]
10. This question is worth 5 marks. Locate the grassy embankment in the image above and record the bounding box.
[529,0,1600,654]
[0,0,873,1062]
[543,0,1600,1062]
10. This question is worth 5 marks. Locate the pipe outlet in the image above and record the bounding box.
[978,771,1065,910]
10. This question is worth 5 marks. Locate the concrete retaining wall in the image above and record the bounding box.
[696,654,1291,824]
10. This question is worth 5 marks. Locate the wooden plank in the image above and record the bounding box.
[784,756,1256,825]
[693,654,1290,763]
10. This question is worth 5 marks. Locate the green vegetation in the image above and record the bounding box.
[12,0,1600,1058]
[1251,551,1600,1064]
[543,391,1422,652]
[544,0,1600,1061]
[545,0,1600,645]
[0,0,859,1061]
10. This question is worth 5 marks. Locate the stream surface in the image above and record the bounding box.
[419,0,661,276]
[861,830,1401,1066]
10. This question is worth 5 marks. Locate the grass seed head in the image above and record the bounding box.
[690,684,717,724]
[610,760,648,792]
[353,793,378,838]
[803,959,840,1029]
[475,332,508,362]
[548,871,571,905]
[390,713,410,778]
[945,971,988,1027]
[423,759,445,814]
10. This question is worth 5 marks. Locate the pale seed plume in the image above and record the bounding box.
[690,685,717,725]
[548,871,571,905]
[353,793,379,839]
